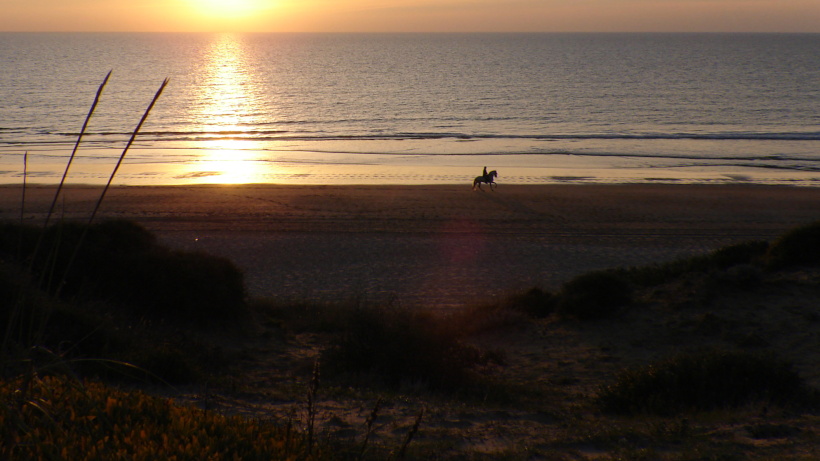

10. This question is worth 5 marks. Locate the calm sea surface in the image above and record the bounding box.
[0,32,818,185]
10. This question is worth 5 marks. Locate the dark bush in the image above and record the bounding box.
[597,349,812,415]
[102,249,248,325]
[322,306,499,391]
[766,221,820,268]
[0,221,40,259]
[557,271,632,320]
[1,219,248,328]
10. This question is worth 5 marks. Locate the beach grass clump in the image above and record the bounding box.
[0,219,248,328]
[0,374,337,460]
[617,240,770,288]
[596,349,814,416]
[765,221,820,269]
[556,270,632,320]
[0,222,240,384]
[321,305,501,392]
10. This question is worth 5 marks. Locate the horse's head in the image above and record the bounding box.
[489,170,498,178]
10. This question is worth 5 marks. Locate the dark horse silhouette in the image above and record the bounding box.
[473,169,498,191]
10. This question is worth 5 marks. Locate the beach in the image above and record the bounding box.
[3,183,817,308]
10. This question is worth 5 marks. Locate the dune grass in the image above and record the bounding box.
[256,299,506,395]
[1,219,249,327]
[597,349,816,416]
[322,305,504,392]
[3,216,819,458]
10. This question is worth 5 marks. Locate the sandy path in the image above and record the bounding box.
[2,184,817,308]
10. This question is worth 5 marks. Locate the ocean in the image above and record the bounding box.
[0,32,818,186]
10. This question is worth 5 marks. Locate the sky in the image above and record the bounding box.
[2,0,819,33]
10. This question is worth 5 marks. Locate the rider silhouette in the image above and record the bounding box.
[473,166,497,190]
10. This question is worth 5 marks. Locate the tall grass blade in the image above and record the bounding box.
[12,71,111,301]
[88,77,169,225]
[306,359,321,455]
[20,151,27,226]
[396,407,424,460]
[16,152,27,262]
[52,77,168,304]
[43,70,111,228]
[359,397,382,460]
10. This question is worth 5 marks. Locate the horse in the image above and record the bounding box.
[472,170,498,191]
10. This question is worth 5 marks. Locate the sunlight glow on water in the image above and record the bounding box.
[196,35,251,131]
[186,34,275,184]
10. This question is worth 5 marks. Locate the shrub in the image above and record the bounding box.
[321,306,500,391]
[1,219,248,328]
[105,248,248,325]
[557,271,632,320]
[766,221,820,268]
[597,349,812,415]
[1,219,245,384]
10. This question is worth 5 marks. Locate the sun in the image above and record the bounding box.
[193,0,268,18]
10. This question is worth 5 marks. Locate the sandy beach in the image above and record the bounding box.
[2,183,818,308]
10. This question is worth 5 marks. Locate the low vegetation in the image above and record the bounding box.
[597,349,816,415]
[0,219,248,327]
[766,220,820,269]
[2,208,819,458]
[0,219,245,385]
[257,300,506,394]
[0,374,336,460]
[555,270,632,320]
[321,305,503,391]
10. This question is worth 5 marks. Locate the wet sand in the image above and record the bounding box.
[2,184,818,308]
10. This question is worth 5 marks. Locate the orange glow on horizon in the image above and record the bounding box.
[0,0,818,33]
